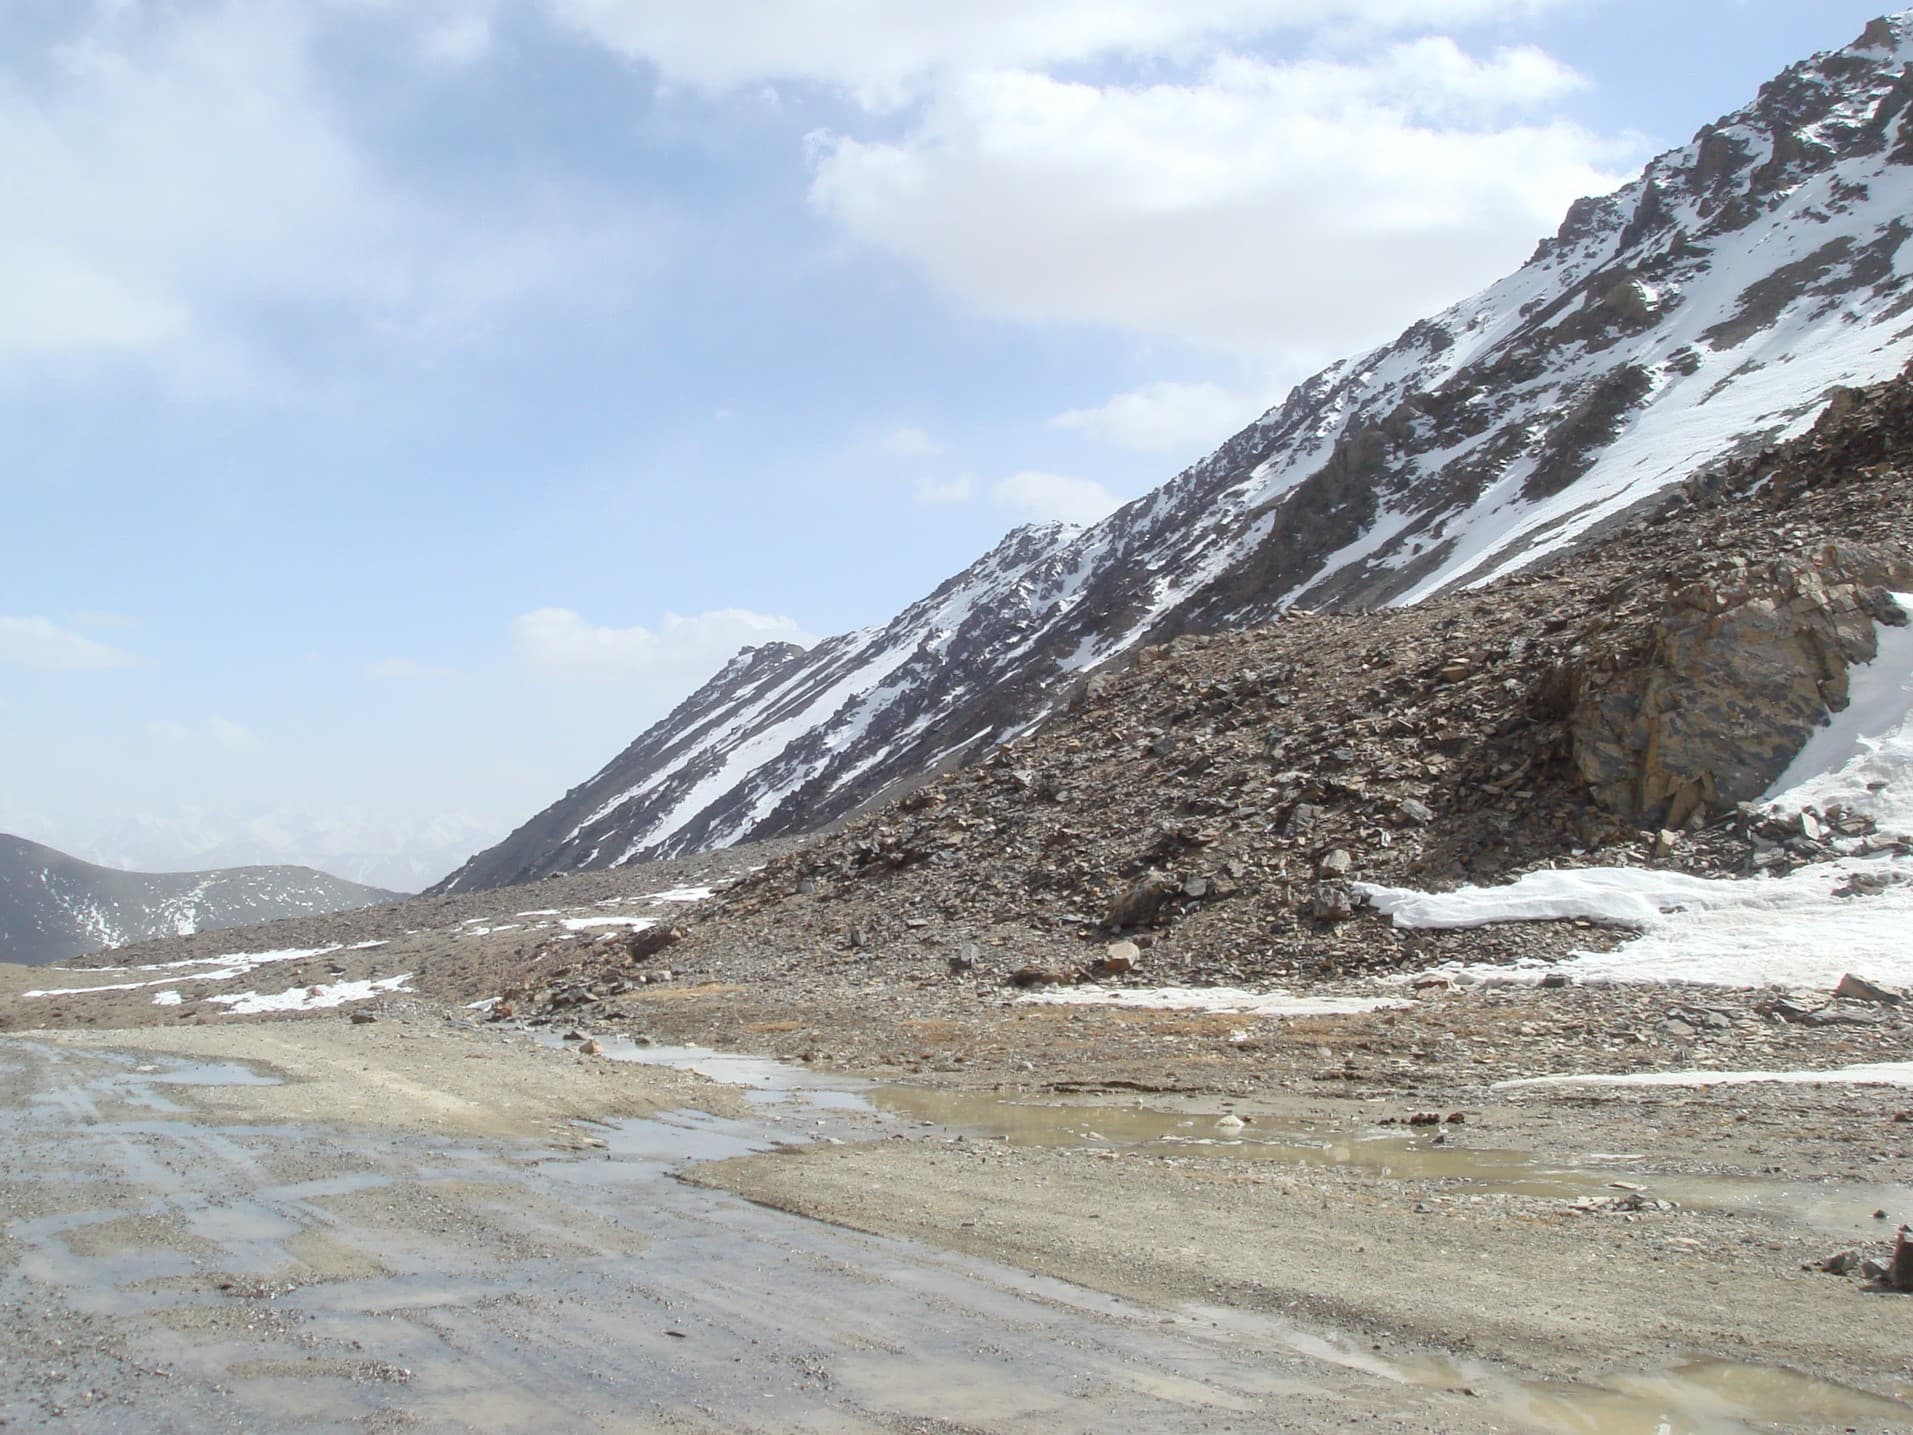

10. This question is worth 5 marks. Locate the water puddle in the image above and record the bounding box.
[1218,1310,1913,1432]
[132,1059,283,1087]
[14,1034,1911,1433]
[78,1055,285,1112]
[527,1028,1910,1237]
[573,1109,785,1170]
[528,1031,869,1109]
[1441,1356,1912,1433]
[1516,1358,1913,1432]
[870,1086,1910,1237]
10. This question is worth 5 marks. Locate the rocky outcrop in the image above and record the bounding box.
[437,15,1913,893]
[1570,542,1913,828]
[1565,367,1913,829]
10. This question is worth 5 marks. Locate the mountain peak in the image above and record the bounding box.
[1855,12,1912,52]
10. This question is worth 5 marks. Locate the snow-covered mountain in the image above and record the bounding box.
[436,15,1913,894]
[0,834,401,967]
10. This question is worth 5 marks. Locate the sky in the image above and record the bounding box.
[0,0,1897,890]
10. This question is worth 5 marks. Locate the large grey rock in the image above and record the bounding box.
[1569,541,1913,827]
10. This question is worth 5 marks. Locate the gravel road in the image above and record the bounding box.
[0,1015,1525,1433]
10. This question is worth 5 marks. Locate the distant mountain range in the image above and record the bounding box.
[0,834,400,967]
[437,14,1913,894]
[77,810,500,895]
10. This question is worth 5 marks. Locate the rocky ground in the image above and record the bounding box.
[4,936,1913,1432]
[9,834,1913,1389]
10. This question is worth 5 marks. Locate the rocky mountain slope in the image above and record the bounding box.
[495,359,1913,1031]
[0,834,401,966]
[439,14,1913,894]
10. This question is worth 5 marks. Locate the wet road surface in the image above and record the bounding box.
[0,1036,1461,1433]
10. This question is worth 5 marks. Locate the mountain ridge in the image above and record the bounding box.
[436,13,1913,894]
[0,833,401,967]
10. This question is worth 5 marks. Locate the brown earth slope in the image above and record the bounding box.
[496,364,1913,1036]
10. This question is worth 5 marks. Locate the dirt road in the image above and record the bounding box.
[0,1015,1511,1433]
[3,1006,1912,1432]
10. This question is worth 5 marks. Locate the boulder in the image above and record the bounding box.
[1889,1229,1913,1293]
[1569,541,1913,827]
[1312,881,1358,922]
[1834,972,1902,1005]
[1396,797,1436,826]
[1105,871,1181,929]
[627,925,687,961]
[1091,940,1142,977]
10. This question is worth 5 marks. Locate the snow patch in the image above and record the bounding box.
[1358,866,1788,932]
[59,944,340,977]
[29,941,390,999]
[1020,986,1409,1017]
[1494,1062,1913,1091]
[26,979,178,998]
[205,974,413,1015]
[1762,594,1913,836]
[559,916,657,932]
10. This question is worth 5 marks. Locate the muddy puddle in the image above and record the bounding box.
[544,1028,1910,1239]
[56,1051,288,1116]
[1246,1312,1913,1434]
[520,1028,1913,1429]
[876,1085,1911,1237]
[123,1057,283,1087]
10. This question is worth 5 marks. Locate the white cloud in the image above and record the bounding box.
[205,716,260,752]
[0,616,138,671]
[511,606,814,682]
[423,14,495,66]
[0,250,189,355]
[879,423,942,457]
[1051,380,1271,452]
[809,44,1633,355]
[148,716,262,753]
[64,610,140,630]
[366,657,459,681]
[0,4,638,382]
[551,2,1632,366]
[992,471,1123,526]
[915,475,975,504]
[551,0,1575,102]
